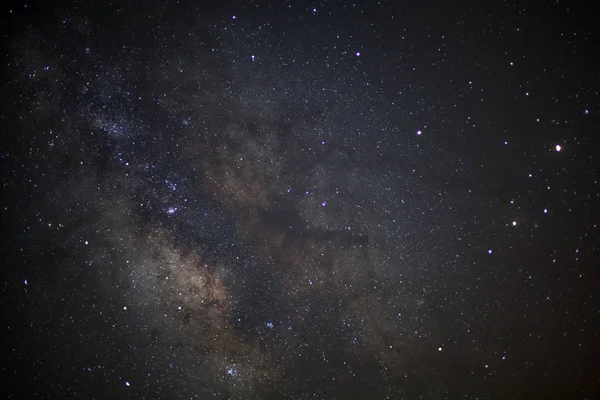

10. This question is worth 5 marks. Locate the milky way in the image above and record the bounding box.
[2,1,599,399]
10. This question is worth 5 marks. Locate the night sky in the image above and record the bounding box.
[2,0,599,398]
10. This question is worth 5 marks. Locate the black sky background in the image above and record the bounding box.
[2,0,600,398]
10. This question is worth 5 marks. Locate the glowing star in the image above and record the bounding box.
[555,144,562,152]
[356,52,360,57]
[512,221,517,226]
[488,249,493,254]
[125,381,130,387]
[166,207,178,215]
[417,130,422,135]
